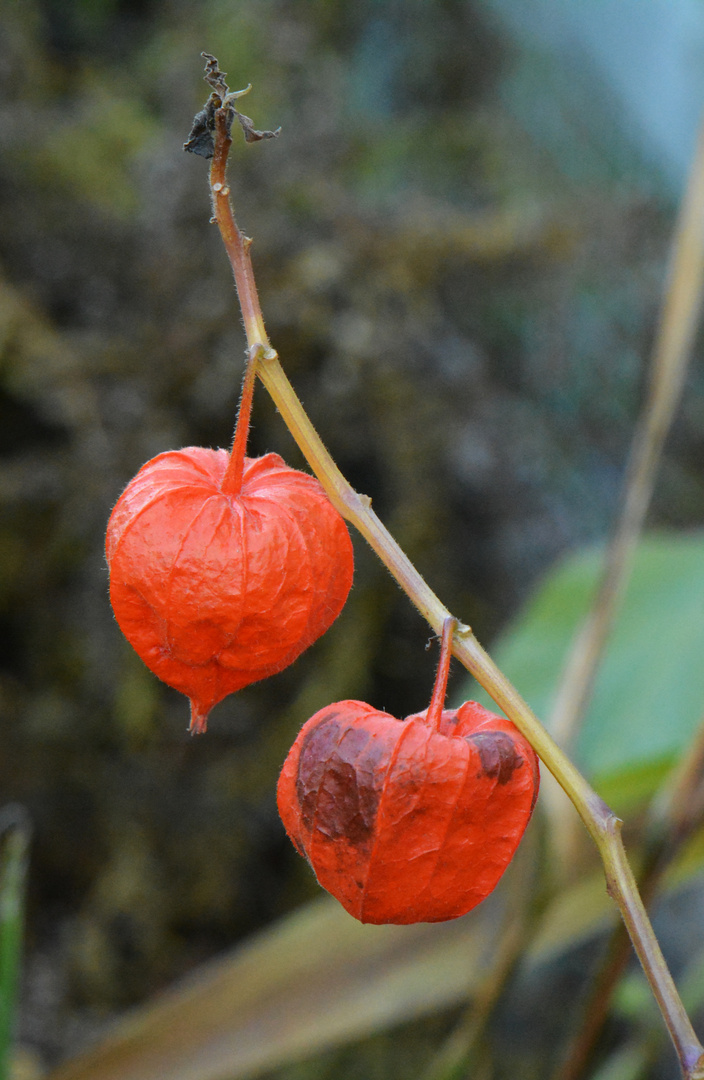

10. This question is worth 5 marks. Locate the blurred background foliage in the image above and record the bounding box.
[2,0,704,1077]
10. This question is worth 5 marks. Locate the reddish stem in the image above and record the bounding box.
[221,344,259,495]
[425,617,457,730]
[210,109,269,348]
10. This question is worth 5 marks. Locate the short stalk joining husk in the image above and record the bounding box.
[426,617,457,730]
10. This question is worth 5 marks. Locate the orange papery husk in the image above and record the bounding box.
[106,448,354,733]
[277,699,539,924]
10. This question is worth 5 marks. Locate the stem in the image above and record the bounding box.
[554,852,669,1080]
[209,108,269,350]
[220,343,259,495]
[553,716,704,1080]
[426,617,457,730]
[205,77,704,1080]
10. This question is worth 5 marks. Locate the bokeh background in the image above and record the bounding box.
[2,0,704,1075]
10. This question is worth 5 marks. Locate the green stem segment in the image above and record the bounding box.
[554,716,704,1080]
[207,77,704,1080]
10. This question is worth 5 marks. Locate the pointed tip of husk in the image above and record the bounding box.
[188,701,210,735]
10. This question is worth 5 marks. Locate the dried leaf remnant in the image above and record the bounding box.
[183,53,280,158]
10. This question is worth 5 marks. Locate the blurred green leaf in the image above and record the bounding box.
[0,807,30,1080]
[594,758,672,819]
[589,1043,650,1080]
[463,532,704,781]
[613,970,655,1023]
[35,79,158,217]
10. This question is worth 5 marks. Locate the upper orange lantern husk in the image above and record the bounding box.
[106,447,354,732]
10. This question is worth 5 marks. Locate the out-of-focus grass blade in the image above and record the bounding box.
[45,853,628,1080]
[527,870,615,963]
[0,806,31,1080]
[47,892,503,1080]
[46,862,704,1080]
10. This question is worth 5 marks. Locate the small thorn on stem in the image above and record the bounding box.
[425,617,457,730]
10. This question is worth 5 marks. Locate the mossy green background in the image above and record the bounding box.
[1,1,704,1075]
